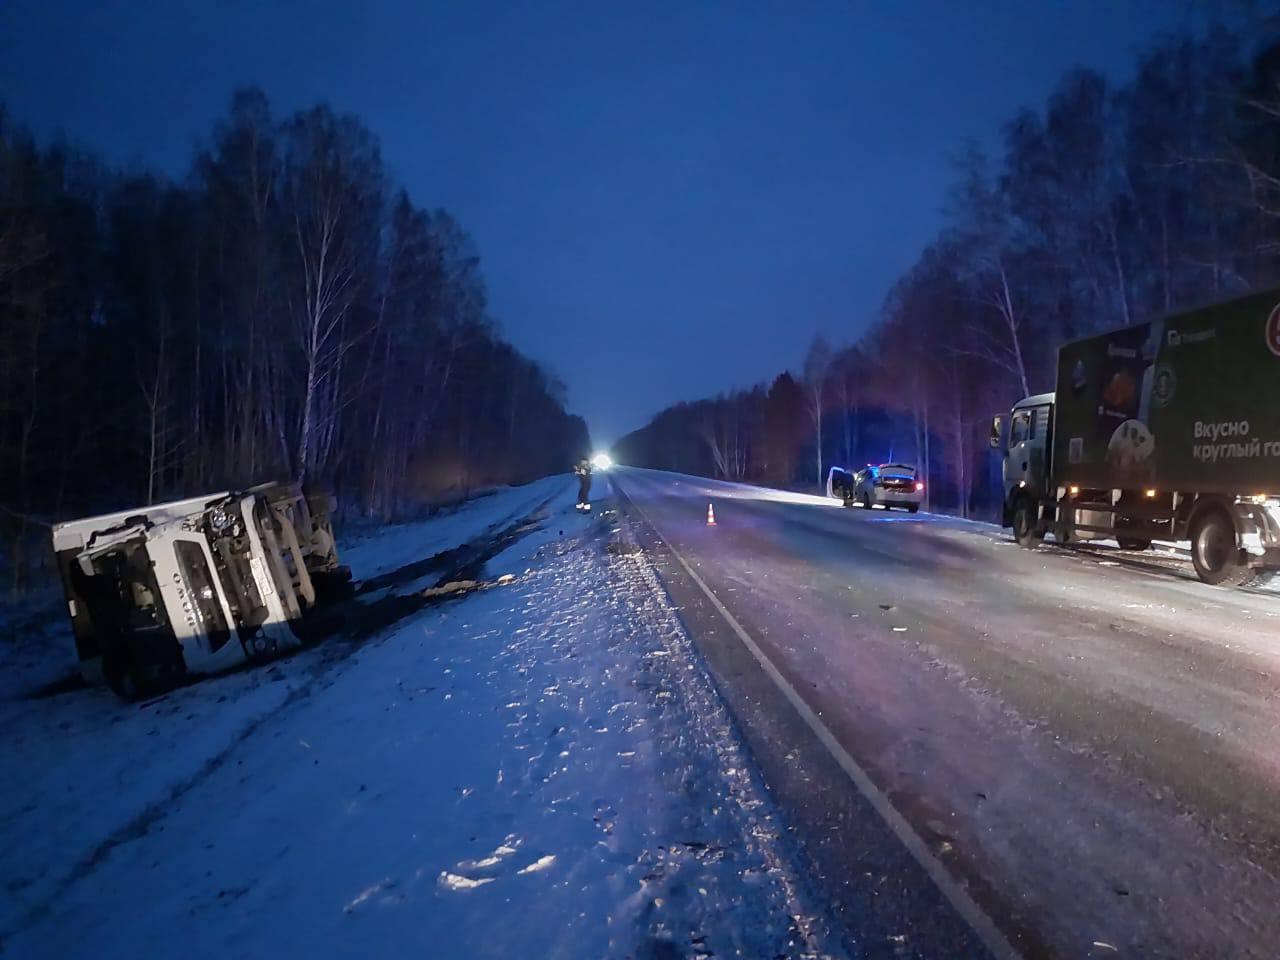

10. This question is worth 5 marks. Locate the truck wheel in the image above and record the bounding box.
[906,504,919,514]
[1190,509,1250,586]
[1117,537,1151,551]
[312,567,356,604]
[104,654,144,701]
[1012,498,1042,548]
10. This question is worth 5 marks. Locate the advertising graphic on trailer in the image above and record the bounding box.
[1054,291,1280,494]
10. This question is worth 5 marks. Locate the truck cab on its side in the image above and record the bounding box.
[51,482,350,698]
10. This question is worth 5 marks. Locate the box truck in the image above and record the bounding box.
[992,289,1280,586]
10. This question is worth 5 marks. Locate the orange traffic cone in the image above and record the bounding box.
[706,503,716,526]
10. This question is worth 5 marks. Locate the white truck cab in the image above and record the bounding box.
[52,482,348,697]
[995,392,1054,528]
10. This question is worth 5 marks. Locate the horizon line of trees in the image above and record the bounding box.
[617,26,1280,518]
[1,88,589,590]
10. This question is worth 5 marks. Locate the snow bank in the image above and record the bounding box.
[338,474,567,580]
[0,477,839,958]
[0,478,569,946]
[0,475,569,703]
[0,585,69,700]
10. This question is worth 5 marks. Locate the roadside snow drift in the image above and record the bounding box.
[0,478,836,960]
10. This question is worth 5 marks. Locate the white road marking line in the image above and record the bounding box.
[621,482,1023,960]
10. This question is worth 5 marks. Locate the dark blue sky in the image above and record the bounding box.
[0,1,1210,443]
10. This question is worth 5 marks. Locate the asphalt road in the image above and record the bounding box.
[611,466,1280,960]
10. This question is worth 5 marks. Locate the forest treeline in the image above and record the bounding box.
[0,89,588,581]
[617,28,1280,517]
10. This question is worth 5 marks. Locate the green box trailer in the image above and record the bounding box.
[992,289,1280,586]
[1053,289,1280,495]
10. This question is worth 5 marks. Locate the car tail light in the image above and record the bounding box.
[915,482,924,492]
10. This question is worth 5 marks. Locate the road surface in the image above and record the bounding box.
[612,466,1280,960]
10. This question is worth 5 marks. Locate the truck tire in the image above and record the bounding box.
[103,653,151,702]
[312,567,356,604]
[104,660,140,701]
[906,504,919,514]
[1012,497,1042,548]
[1190,508,1250,586]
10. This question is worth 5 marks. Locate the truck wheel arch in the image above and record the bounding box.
[1188,500,1252,586]
[1182,495,1240,542]
[1011,492,1042,548]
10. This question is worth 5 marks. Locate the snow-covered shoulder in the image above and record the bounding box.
[0,478,839,959]
[339,474,568,580]
[0,477,569,945]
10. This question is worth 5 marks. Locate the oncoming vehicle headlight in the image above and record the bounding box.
[591,452,613,471]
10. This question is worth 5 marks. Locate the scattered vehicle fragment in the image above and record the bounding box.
[992,289,1280,586]
[51,482,352,697]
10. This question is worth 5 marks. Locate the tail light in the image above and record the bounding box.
[915,482,925,493]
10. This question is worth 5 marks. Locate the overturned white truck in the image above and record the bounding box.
[51,482,351,698]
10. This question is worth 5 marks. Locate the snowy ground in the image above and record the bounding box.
[0,477,839,959]
[0,481,569,703]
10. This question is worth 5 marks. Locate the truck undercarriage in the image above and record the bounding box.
[52,482,351,698]
[1006,483,1280,587]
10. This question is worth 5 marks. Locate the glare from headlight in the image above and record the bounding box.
[591,453,613,471]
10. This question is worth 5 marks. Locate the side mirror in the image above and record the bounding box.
[989,415,1004,450]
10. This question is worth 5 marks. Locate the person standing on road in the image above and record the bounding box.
[574,457,593,512]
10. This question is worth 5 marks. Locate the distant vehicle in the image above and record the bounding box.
[852,463,923,512]
[992,289,1280,587]
[51,482,352,698]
